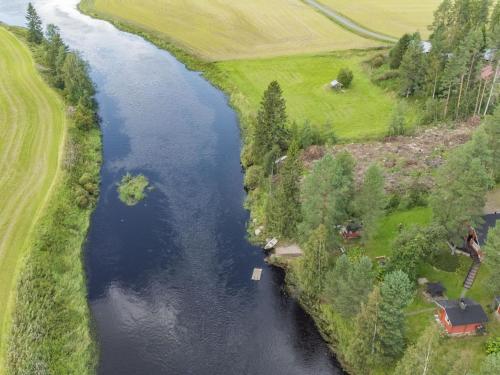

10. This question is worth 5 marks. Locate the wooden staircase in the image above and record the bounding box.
[463,260,481,289]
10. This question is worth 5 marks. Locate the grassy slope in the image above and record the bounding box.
[217,51,397,140]
[0,27,99,374]
[317,0,440,38]
[80,0,381,61]
[0,27,66,369]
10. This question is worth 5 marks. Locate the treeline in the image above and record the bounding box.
[390,0,499,121]
[6,4,100,374]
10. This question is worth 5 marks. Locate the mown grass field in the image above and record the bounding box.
[217,51,398,140]
[0,26,66,369]
[318,0,440,38]
[80,0,381,61]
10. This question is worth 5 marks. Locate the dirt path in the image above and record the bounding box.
[303,0,397,43]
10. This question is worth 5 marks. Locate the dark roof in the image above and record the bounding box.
[437,298,488,326]
[426,282,446,296]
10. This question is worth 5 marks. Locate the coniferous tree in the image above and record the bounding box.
[394,325,439,375]
[26,3,43,44]
[345,286,383,373]
[300,153,355,244]
[325,255,374,317]
[378,270,414,360]
[484,221,500,296]
[356,164,386,241]
[298,225,329,298]
[253,81,288,162]
[266,140,302,238]
[389,33,413,69]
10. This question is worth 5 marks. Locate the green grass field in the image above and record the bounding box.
[317,0,440,38]
[80,0,381,61]
[0,26,66,368]
[217,51,398,140]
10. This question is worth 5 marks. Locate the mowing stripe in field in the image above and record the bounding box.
[0,26,67,368]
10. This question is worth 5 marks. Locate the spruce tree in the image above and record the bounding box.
[325,255,374,317]
[356,164,386,241]
[266,140,302,238]
[345,286,383,373]
[378,270,413,360]
[389,33,412,69]
[298,225,329,298]
[253,81,288,162]
[484,221,500,296]
[26,3,43,44]
[300,152,355,244]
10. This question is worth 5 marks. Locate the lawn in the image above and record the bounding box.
[79,0,381,61]
[0,27,66,369]
[217,51,401,140]
[365,206,499,370]
[317,0,440,38]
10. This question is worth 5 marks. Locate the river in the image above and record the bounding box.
[0,1,343,374]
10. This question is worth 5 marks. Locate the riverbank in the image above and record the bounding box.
[0,25,101,374]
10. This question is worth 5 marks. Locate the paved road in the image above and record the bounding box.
[304,0,398,43]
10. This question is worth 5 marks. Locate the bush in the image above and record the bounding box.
[78,173,93,186]
[244,165,264,190]
[73,101,95,130]
[337,68,354,88]
[374,70,400,82]
[387,102,408,136]
[369,54,386,68]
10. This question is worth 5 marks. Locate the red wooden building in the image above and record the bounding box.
[495,296,500,316]
[437,298,488,335]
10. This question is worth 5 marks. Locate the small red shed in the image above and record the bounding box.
[437,298,488,335]
[495,296,500,316]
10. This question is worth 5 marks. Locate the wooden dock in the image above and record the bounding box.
[251,268,262,281]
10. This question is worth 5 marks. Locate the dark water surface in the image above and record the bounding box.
[1,1,343,373]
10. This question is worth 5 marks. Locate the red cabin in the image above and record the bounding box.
[437,298,488,335]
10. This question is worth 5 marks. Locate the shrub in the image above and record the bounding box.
[73,101,95,130]
[374,70,400,82]
[337,68,354,88]
[244,165,264,190]
[387,102,407,136]
[487,337,500,355]
[78,173,93,186]
[370,54,386,68]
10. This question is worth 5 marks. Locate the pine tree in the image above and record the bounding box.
[26,3,43,44]
[345,286,383,373]
[484,221,500,296]
[300,153,355,244]
[378,270,414,360]
[253,81,288,162]
[325,255,374,317]
[394,325,439,375]
[356,164,386,241]
[298,225,329,298]
[266,140,302,238]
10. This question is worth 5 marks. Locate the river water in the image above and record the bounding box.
[0,1,343,373]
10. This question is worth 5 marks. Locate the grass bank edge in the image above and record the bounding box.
[0,25,101,374]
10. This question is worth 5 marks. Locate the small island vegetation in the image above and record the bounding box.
[118,173,150,206]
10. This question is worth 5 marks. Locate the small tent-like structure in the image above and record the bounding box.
[330,80,343,90]
[426,282,446,298]
[437,298,488,335]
